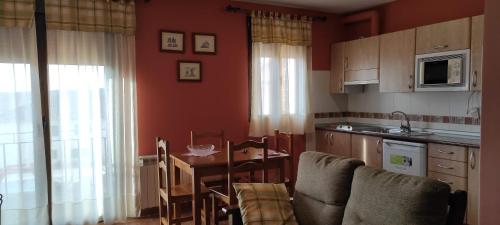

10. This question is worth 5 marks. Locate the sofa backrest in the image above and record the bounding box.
[293,151,365,225]
[342,166,452,225]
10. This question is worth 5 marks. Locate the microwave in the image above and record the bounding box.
[415,49,470,92]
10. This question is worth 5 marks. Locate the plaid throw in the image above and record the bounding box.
[45,0,135,35]
[251,11,312,47]
[233,183,298,225]
[0,0,35,28]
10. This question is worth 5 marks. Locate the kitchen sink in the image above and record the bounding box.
[334,124,433,137]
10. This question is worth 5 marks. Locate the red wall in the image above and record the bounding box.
[343,0,485,39]
[480,0,500,223]
[135,0,342,155]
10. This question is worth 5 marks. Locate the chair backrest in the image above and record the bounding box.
[274,130,294,190]
[190,129,225,149]
[293,151,364,225]
[342,166,462,225]
[226,137,269,205]
[156,137,171,198]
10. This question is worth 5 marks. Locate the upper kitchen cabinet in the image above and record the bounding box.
[416,17,471,54]
[380,29,416,92]
[471,15,484,91]
[330,42,345,94]
[344,36,380,84]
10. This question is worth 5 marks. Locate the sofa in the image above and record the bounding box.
[227,151,467,225]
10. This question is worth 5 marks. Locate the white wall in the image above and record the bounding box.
[310,70,348,113]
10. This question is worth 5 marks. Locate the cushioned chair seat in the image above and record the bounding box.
[342,166,451,225]
[293,151,364,225]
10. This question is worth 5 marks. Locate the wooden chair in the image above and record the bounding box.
[156,137,211,225]
[274,130,295,194]
[190,130,228,188]
[210,137,269,225]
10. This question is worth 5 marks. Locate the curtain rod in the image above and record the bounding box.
[225,5,327,22]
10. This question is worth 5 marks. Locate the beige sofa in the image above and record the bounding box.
[227,151,467,225]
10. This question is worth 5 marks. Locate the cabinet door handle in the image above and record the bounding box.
[433,44,449,49]
[437,164,454,170]
[473,71,478,87]
[329,134,335,146]
[470,151,476,169]
[325,133,331,146]
[408,74,413,89]
[344,57,349,69]
[437,150,455,155]
[376,139,382,154]
[437,178,454,185]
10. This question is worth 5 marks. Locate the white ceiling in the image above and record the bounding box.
[232,0,396,14]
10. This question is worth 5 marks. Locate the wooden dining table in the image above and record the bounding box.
[170,148,290,225]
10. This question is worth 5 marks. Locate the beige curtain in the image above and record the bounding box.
[251,11,312,46]
[0,0,35,27]
[249,11,313,136]
[45,0,136,35]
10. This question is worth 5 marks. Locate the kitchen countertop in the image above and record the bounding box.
[316,123,480,148]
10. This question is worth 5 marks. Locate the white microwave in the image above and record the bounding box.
[415,49,470,92]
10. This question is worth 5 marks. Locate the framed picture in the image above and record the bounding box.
[193,33,217,54]
[178,61,202,82]
[160,30,184,52]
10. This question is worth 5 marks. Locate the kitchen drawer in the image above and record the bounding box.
[428,171,467,192]
[428,157,468,177]
[428,143,468,162]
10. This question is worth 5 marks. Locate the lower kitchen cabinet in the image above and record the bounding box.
[316,130,351,157]
[467,148,480,225]
[351,134,383,168]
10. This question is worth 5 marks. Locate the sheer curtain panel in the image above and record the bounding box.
[249,12,313,136]
[0,26,49,225]
[47,30,138,225]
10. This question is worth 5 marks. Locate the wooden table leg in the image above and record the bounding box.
[192,169,202,225]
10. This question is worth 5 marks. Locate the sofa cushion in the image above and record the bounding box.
[234,183,298,225]
[342,166,451,225]
[293,151,364,225]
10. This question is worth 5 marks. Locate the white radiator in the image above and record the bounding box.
[139,155,159,210]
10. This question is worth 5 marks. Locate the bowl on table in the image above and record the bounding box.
[187,144,216,156]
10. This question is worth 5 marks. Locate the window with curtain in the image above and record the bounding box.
[0,25,49,225]
[249,12,313,137]
[0,0,138,224]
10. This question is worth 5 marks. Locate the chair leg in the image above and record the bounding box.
[211,195,219,225]
[203,197,211,225]
[174,202,181,225]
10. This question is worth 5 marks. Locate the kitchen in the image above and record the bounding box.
[311,9,482,225]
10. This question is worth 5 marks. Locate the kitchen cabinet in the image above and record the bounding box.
[351,134,382,168]
[315,130,351,157]
[379,29,416,92]
[330,42,345,94]
[467,148,480,225]
[344,36,379,84]
[416,17,471,54]
[471,15,484,91]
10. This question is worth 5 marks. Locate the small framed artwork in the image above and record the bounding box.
[193,33,217,54]
[160,30,184,53]
[178,61,202,82]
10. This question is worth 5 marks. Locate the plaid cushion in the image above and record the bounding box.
[233,183,298,225]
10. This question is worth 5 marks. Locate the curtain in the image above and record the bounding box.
[249,12,313,136]
[45,0,136,35]
[0,26,49,225]
[0,0,35,28]
[47,29,138,224]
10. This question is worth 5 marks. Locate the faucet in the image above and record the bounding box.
[391,111,411,134]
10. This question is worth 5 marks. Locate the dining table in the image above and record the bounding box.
[169,148,290,225]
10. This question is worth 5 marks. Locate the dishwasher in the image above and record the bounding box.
[382,139,427,177]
